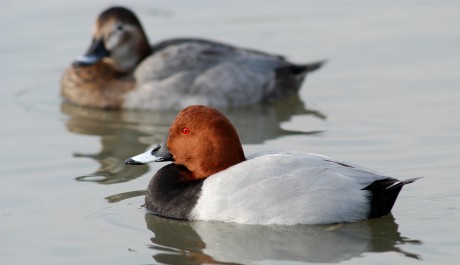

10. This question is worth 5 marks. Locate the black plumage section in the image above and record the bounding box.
[363,177,419,219]
[145,164,203,220]
[270,61,325,99]
[287,61,325,75]
[324,159,354,168]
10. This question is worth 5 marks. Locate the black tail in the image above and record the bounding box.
[303,60,326,73]
[288,60,326,75]
[271,60,325,100]
[363,177,420,219]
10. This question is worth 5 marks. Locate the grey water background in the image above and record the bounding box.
[1,0,460,264]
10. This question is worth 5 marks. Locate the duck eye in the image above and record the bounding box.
[117,24,124,31]
[181,127,191,135]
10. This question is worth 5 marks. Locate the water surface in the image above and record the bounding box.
[1,0,460,264]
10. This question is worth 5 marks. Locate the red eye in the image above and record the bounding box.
[181,127,191,134]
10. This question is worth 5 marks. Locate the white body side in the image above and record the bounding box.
[191,152,389,225]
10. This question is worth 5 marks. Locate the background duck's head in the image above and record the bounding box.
[73,6,152,74]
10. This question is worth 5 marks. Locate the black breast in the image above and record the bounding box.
[145,164,204,220]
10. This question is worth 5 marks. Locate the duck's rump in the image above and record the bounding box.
[190,152,408,225]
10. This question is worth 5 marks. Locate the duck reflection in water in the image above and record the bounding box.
[61,96,325,188]
[145,213,422,265]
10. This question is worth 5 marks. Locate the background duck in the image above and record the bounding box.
[126,105,418,225]
[61,6,324,110]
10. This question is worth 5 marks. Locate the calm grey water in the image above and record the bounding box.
[1,0,459,264]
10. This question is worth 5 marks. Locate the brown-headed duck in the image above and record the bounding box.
[61,6,324,110]
[125,105,418,225]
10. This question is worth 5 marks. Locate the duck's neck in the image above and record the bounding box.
[188,147,246,181]
[146,164,204,220]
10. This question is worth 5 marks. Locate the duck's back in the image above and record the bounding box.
[191,152,393,225]
[126,38,322,110]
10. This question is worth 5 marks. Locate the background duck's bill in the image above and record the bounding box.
[72,38,111,66]
[73,54,104,66]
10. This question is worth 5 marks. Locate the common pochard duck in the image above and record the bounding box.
[61,6,324,110]
[125,105,418,225]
